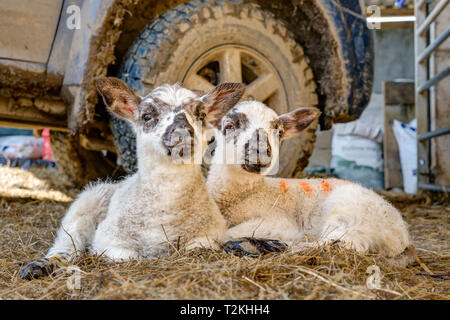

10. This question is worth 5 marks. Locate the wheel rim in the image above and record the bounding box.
[183,45,288,114]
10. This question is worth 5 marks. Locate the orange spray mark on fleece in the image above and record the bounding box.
[279,180,288,193]
[299,181,313,197]
[321,179,333,193]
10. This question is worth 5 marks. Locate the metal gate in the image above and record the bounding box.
[415,0,450,192]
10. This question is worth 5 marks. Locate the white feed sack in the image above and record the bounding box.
[330,94,385,190]
[392,119,417,194]
[331,132,384,171]
[331,121,384,190]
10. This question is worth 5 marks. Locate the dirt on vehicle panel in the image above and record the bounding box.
[0,64,62,99]
[79,0,134,129]
[80,0,187,130]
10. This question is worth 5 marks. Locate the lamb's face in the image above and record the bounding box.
[217,101,280,174]
[96,77,246,164]
[135,85,203,162]
[216,101,320,175]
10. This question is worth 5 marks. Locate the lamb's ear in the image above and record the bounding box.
[279,107,320,140]
[95,77,141,123]
[200,82,246,127]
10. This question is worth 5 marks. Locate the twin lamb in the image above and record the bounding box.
[20,78,415,279]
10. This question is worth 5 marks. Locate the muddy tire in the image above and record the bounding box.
[50,132,117,186]
[116,0,318,177]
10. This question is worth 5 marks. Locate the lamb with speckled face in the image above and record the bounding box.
[19,78,246,280]
[207,101,416,267]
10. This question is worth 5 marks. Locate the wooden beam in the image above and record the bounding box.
[379,21,414,29]
[383,81,415,189]
[0,96,68,130]
[380,7,415,16]
[383,81,415,105]
[0,120,69,132]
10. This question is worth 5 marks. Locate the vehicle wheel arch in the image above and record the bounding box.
[66,0,371,135]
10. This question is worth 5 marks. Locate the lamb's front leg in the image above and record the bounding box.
[223,216,299,256]
[223,237,288,257]
[19,182,117,280]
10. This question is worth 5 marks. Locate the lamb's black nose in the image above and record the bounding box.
[162,113,194,149]
[162,113,195,160]
[244,128,272,168]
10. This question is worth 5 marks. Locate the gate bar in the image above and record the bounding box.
[418,126,450,141]
[418,65,450,92]
[418,26,450,63]
[418,182,450,193]
[417,0,449,35]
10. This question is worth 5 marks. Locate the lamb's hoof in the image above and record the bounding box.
[223,237,288,257]
[19,258,53,280]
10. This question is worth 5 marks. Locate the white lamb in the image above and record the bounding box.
[206,100,416,266]
[20,77,246,279]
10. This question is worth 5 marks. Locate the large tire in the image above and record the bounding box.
[115,0,318,177]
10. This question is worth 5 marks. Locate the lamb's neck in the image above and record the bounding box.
[137,156,205,193]
[207,164,266,201]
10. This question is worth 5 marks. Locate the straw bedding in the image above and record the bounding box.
[0,166,448,299]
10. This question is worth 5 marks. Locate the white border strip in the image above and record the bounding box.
[367,16,416,23]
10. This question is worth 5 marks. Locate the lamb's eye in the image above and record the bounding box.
[224,123,235,131]
[143,114,152,122]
